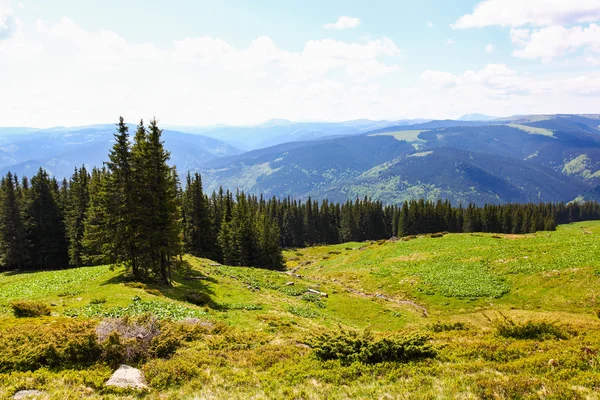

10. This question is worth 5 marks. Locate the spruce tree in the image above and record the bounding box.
[0,172,28,271]
[65,166,89,267]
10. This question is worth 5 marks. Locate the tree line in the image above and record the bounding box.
[0,117,599,280]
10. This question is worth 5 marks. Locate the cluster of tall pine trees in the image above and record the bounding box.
[0,117,599,281]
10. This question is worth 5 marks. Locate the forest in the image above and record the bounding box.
[0,118,599,280]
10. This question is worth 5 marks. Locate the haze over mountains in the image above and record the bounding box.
[2,114,600,205]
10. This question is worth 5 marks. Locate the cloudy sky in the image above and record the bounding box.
[1,0,600,127]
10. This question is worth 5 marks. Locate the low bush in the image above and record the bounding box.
[10,301,51,318]
[124,282,147,289]
[495,316,567,340]
[183,291,216,308]
[287,306,319,318]
[0,320,101,372]
[301,293,326,308]
[89,298,106,305]
[96,316,161,365]
[309,328,436,364]
[429,321,470,332]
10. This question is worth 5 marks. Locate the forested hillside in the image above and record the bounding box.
[199,114,600,204]
[1,117,599,278]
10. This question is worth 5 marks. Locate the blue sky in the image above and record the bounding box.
[1,0,600,127]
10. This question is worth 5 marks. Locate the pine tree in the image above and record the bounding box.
[23,168,68,270]
[0,172,28,271]
[182,172,214,258]
[65,166,89,267]
[256,213,284,270]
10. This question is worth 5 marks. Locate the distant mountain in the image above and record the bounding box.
[458,113,497,121]
[0,125,240,180]
[3,114,600,205]
[166,119,429,150]
[197,114,600,205]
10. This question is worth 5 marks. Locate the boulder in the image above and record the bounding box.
[106,365,148,389]
[13,390,45,400]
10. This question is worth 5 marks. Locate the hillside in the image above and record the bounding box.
[165,118,429,150]
[1,221,599,398]
[0,126,240,180]
[198,114,600,204]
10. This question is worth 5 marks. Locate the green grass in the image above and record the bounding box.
[508,123,554,137]
[1,221,600,399]
[368,130,428,143]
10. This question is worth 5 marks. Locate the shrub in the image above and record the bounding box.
[183,291,215,308]
[96,316,161,364]
[301,293,326,308]
[145,288,162,296]
[124,282,147,289]
[89,298,106,305]
[151,321,209,359]
[429,321,470,332]
[287,306,319,318]
[10,301,51,318]
[309,328,436,364]
[495,316,567,340]
[0,320,101,372]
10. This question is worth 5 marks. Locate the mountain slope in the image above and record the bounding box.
[198,115,600,204]
[0,126,240,179]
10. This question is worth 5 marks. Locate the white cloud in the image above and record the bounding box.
[324,16,361,30]
[485,43,494,53]
[453,0,600,29]
[426,21,433,28]
[446,39,455,45]
[0,14,405,126]
[39,17,160,67]
[510,24,600,61]
[0,0,16,40]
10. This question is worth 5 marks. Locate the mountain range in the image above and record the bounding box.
[2,114,600,205]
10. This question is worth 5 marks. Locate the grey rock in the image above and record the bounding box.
[13,390,45,400]
[105,365,148,389]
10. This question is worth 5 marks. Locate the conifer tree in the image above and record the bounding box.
[65,166,90,267]
[0,172,28,271]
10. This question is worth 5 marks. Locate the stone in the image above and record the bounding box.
[285,281,295,286]
[13,390,45,400]
[106,365,148,389]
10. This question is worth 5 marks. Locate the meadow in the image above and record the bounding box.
[0,221,599,399]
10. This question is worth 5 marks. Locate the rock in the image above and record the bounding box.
[106,365,148,389]
[285,281,295,286]
[13,390,45,399]
[548,359,558,367]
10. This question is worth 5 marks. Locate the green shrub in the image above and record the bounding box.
[301,293,326,308]
[429,321,470,332]
[124,282,147,289]
[287,306,319,318]
[145,288,162,296]
[10,301,51,318]
[0,320,101,372]
[183,291,215,308]
[309,328,436,365]
[89,297,106,305]
[495,317,567,340]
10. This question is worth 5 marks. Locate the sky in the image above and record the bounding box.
[1,0,600,127]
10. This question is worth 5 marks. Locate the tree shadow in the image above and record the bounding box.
[100,259,225,311]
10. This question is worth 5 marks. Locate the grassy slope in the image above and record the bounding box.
[1,221,599,399]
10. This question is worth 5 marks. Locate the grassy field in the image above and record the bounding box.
[1,221,599,399]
